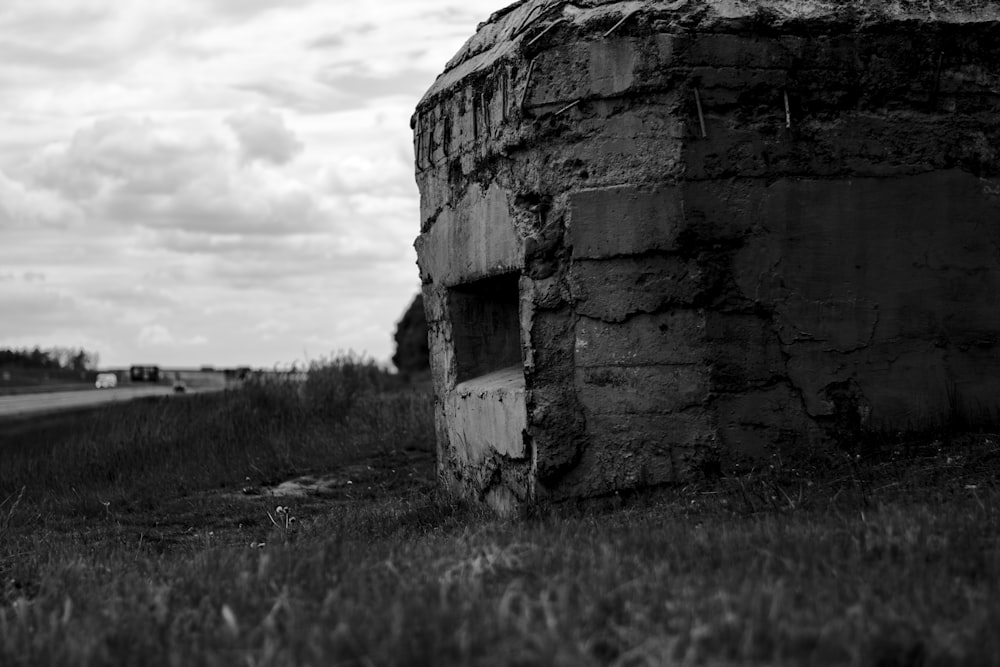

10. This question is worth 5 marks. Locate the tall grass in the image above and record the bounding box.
[0,355,433,516]
[1,356,999,665]
[1,467,998,666]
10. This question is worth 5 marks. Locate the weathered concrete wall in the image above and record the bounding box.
[414,0,1000,513]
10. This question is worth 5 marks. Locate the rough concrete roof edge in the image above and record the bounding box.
[415,0,1000,109]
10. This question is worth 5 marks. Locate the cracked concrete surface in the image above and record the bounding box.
[414,0,1000,512]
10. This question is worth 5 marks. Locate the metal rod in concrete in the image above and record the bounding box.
[513,3,543,37]
[554,99,581,116]
[473,94,478,140]
[502,69,509,120]
[527,18,568,47]
[414,114,422,167]
[603,9,639,37]
[519,59,537,109]
[481,93,490,136]
[694,88,707,138]
[514,0,571,39]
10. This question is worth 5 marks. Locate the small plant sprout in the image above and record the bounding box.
[266,505,298,544]
[0,486,25,536]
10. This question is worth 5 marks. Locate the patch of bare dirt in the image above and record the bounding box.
[234,449,435,501]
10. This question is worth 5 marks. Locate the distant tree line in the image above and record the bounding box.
[0,346,99,373]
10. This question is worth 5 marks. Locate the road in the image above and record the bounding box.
[0,386,209,420]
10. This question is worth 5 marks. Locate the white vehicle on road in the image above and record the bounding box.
[95,373,118,389]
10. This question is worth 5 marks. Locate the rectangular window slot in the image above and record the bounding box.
[449,272,523,383]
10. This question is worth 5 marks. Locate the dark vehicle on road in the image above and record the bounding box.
[130,365,160,382]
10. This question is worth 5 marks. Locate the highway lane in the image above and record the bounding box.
[0,386,211,419]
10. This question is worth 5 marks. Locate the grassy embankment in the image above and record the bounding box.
[0,368,97,396]
[1,356,998,666]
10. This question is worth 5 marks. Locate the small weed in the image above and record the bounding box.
[266,505,298,545]
[0,486,24,536]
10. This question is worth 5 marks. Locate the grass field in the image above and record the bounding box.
[0,381,95,397]
[0,366,98,396]
[1,357,998,666]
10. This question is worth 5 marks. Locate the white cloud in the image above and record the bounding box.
[26,114,328,237]
[322,153,413,197]
[0,0,499,367]
[0,169,84,229]
[137,324,175,346]
[225,107,303,165]
[254,319,291,341]
[137,325,207,348]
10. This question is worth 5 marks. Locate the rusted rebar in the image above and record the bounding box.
[501,68,509,121]
[513,0,572,38]
[512,3,544,38]
[694,88,707,138]
[414,114,422,168]
[481,93,490,137]
[554,99,580,116]
[603,9,639,37]
[519,59,537,109]
[526,18,568,47]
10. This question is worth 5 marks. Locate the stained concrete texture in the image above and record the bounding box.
[413,0,1000,513]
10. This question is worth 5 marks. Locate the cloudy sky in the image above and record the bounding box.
[0,0,501,369]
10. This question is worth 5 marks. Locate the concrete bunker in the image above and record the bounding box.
[413,0,1000,513]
